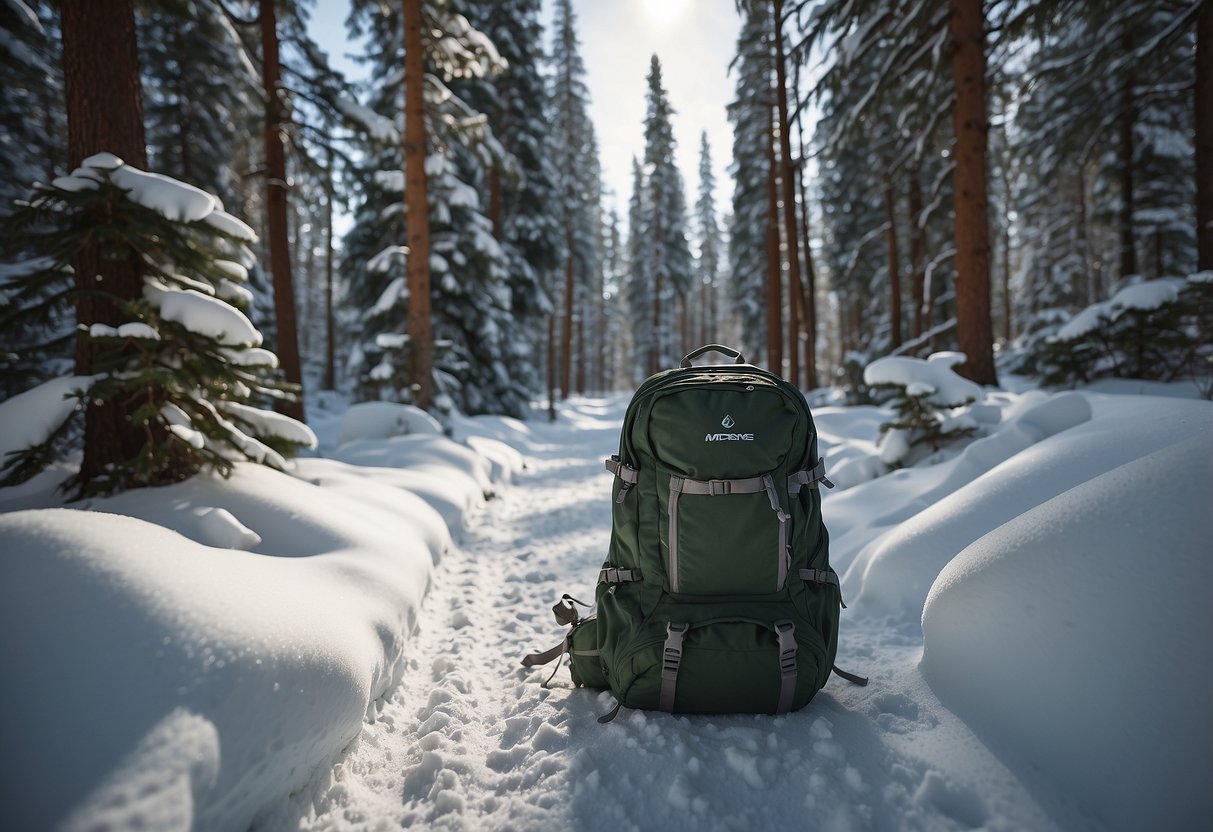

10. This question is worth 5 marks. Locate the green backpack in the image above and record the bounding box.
[523,345,865,719]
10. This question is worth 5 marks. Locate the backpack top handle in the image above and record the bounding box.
[680,344,748,369]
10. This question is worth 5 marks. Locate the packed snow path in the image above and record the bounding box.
[260,398,1060,832]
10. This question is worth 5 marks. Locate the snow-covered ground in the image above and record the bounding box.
[1,382,1210,831]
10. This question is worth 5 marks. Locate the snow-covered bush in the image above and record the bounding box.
[1032,273,1213,391]
[864,352,985,467]
[0,153,316,496]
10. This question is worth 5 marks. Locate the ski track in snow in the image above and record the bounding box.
[257,399,1058,832]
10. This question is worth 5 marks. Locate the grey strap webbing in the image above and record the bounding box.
[598,567,640,584]
[668,476,684,591]
[799,568,847,609]
[678,475,767,496]
[520,638,567,667]
[606,457,640,503]
[788,457,835,492]
[659,622,689,712]
[832,665,869,686]
[774,620,798,715]
[762,475,791,590]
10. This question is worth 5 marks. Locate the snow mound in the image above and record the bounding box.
[864,352,985,406]
[920,434,1213,830]
[841,395,1213,621]
[0,458,451,831]
[336,401,444,447]
[333,434,493,523]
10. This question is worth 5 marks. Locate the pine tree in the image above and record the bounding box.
[695,132,723,348]
[0,1,63,210]
[138,0,257,209]
[636,54,693,370]
[728,3,775,366]
[549,0,601,399]
[461,0,561,404]
[0,156,315,496]
[344,0,515,416]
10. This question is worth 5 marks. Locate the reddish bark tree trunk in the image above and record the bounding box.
[774,0,803,386]
[546,313,557,420]
[948,0,997,385]
[323,149,337,391]
[795,121,818,388]
[1118,30,1138,280]
[884,182,902,349]
[765,103,783,377]
[60,0,149,494]
[259,0,306,421]
[562,227,574,398]
[1196,0,1212,270]
[909,173,926,340]
[403,0,433,409]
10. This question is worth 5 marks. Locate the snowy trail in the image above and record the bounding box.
[259,398,1057,832]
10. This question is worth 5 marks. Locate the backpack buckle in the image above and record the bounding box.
[708,479,731,496]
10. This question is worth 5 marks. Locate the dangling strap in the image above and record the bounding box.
[520,638,569,687]
[774,620,798,715]
[659,622,689,712]
[832,665,869,686]
[520,638,567,668]
[788,457,835,492]
[597,700,623,723]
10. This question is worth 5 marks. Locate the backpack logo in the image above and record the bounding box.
[706,413,754,442]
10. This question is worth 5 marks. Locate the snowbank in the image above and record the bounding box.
[335,401,443,447]
[0,404,527,831]
[838,394,1212,622]
[920,434,1213,829]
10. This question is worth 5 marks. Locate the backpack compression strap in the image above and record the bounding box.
[799,568,847,609]
[774,620,799,715]
[788,458,835,491]
[659,622,689,712]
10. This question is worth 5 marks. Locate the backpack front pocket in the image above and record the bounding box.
[659,468,790,595]
[616,618,826,715]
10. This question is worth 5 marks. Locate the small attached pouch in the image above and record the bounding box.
[520,594,607,690]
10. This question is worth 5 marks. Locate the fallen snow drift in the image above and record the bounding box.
[840,395,1209,621]
[0,403,516,831]
[920,434,1213,830]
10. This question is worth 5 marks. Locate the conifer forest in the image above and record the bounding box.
[2,3,1212,830]
[2,1,1210,484]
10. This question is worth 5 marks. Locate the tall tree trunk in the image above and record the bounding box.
[1118,30,1138,280]
[884,182,902,349]
[60,0,149,494]
[1196,0,1213,271]
[575,305,586,395]
[402,0,433,409]
[561,226,574,398]
[773,0,803,386]
[323,150,336,391]
[260,0,305,421]
[764,104,783,376]
[948,0,997,385]
[795,128,818,388]
[546,313,557,420]
[909,171,926,340]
